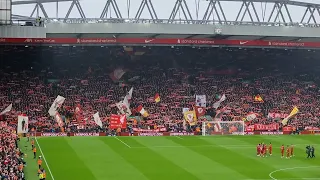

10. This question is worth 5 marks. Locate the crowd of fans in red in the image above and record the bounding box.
[0,46,320,133]
[0,122,25,180]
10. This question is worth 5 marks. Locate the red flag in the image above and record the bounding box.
[119,115,127,129]
[109,114,121,129]
[74,104,83,123]
[54,112,64,127]
[195,106,206,117]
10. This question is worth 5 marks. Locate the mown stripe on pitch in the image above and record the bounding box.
[135,136,244,180]
[99,137,200,180]
[168,136,296,180]
[66,137,148,180]
[37,137,97,180]
[292,135,320,147]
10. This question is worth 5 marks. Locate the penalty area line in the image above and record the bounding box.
[269,166,320,180]
[35,137,55,180]
[114,137,131,148]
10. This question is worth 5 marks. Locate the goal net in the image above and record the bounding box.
[202,121,245,136]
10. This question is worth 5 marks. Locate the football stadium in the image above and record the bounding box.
[1,0,320,179]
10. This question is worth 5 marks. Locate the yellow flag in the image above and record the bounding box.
[282,106,299,125]
[183,110,197,126]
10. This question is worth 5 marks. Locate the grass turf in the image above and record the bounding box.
[19,135,319,180]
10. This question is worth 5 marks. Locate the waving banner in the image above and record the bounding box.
[93,112,103,128]
[213,94,226,109]
[109,68,126,82]
[0,104,12,115]
[48,95,65,116]
[196,95,206,107]
[110,114,121,129]
[54,112,64,127]
[254,123,279,131]
[110,114,127,129]
[184,110,197,125]
[17,115,29,133]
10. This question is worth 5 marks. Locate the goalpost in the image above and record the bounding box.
[202,121,245,136]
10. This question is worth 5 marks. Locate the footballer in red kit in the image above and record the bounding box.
[259,143,263,157]
[269,143,272,156]
[262,144,266,157]
[286,145,291,159]
[257,144,261,156]
[281,145,285,158]
[290,144,294,157]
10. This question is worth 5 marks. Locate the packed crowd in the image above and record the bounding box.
[0,122,25,180]
[0,46,320,133]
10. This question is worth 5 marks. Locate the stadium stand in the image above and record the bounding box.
[0,122,26,180]
[0,46,320,135]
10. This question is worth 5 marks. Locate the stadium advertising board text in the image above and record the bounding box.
[29,130,320,137]
[0,38,317,48]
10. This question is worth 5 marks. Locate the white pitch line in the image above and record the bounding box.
[175,136,183,139]
[269,166,320,180]
[35,137,55,180]
[245,178,320,180]
[114,137,131,148]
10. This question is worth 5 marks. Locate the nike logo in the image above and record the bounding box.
[144,39,154,43]
[240,41,249,45]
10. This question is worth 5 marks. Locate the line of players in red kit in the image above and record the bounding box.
[256,143,294,158]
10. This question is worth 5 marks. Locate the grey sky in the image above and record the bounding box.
[12,0,320,22]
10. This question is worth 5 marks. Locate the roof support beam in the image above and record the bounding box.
[12,0,73,5]
[202,0,227,24]
[65,0,86,19]
[29,2,48,18]
[168,0,193,24]
[235,1,260,23]
[100,0,122,19]
[135,0,158,22]
[267,2,293,24]
[300,6,320,24]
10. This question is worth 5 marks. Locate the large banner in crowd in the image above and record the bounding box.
[268,112,288,119]
[17,115,29,133]
[109,114,127,129]
[195,95,206,107]
[245,123,279,131]
[132,128,167,132]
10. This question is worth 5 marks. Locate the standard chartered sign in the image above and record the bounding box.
[0,0,11,25]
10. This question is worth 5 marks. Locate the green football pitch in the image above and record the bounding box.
[19,135,319,180]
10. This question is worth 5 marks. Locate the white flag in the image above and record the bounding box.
[93,112,103,128]
[0,104,12,115]
[116,101,125,114]
[213,94,226,109]
[123,96,132,116]
[126,87,133,100]
[48,95,65,116]
[116,96,132,116]
[246,113,258,121]
[195,95,206,107]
